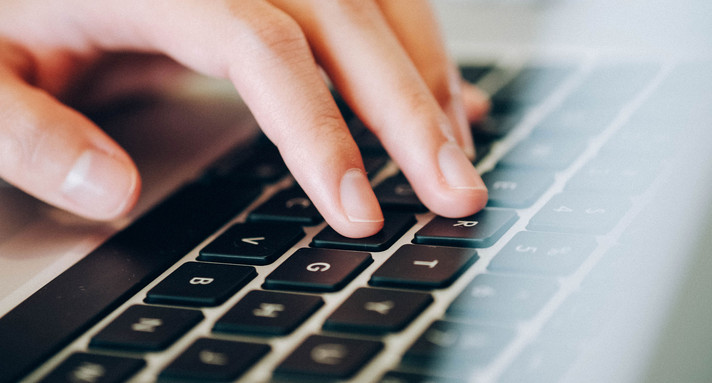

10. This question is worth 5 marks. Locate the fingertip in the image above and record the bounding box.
[336,168,384,238]
[60,149,141,221]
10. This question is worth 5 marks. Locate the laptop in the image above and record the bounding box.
[1,0,711,382]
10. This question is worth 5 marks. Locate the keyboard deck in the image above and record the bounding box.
[2,57,703,383]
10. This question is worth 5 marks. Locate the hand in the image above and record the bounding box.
[0,0,489,238]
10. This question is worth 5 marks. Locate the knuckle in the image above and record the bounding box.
[249,12,308,56]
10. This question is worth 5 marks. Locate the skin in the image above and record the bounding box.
[0,0,490,238]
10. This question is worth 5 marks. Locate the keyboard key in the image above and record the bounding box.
[482,168,554,208]
[198,222,304,265]
[488,232,596,276]
[533,104,619,137]
[214,290,323,336]
[263,248,372,292]
[527,192,631,234]
[375,174,427,213]
[460,64,493,84]
[145,262,256,307]
[370,245,478,289]
[498,341,578,383]
[447,274,558,325]
[379,370,466,383]
[39,353,145,383]
[498,135,588,170]
[414,209,518,248]
[248,186,322,225]
[274,335,383,380]
[90,305,203,351]
[493,65,575,106]
[159,338,270,382]
[400,320,515,377]
[565,153,660,195]
[323,288,433,335]
[312,213,416,252]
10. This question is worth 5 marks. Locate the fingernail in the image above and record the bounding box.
[438,142,486,190]
[61,149,138,218]
[340,168,384,223]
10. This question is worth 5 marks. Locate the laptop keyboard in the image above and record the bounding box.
[2,58,686,383]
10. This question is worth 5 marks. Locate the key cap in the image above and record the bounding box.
[400,320,515,378]
[145,262,256,307]
[460,64,493,83]
[482,168,554,208]
[323,288,433,335]
[248,186,322,225]
[493,65,575,106]
[39,353,145,383]
[488,232,596,276]
[498,135,588,170]
[274,335,383,380]
[370,245,478,289]
[532,105,619,137]
[565,154,660,195]
[527,192,631,234]
[447,274,558,325]
[378,370,466,383]
[214,290,323,336]
[375,174,427,213]
[89,305,203,351]
[312,213,416,252]
[497,341,578,383]
[414,209,518,248]
[159,338,270,382]
[198,222,304,265]
[263,248,372,292]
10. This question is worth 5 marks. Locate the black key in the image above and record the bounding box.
[471,113,523,139]
[274,335,383,380]
[400,320,514,377]
[488,232,597,276]
[145,262,256,307]
[198,222,304,265]
[378,371,466,383]
[482,168,554,208]
[370,245,478,289]
[159,338,270,382]
[248,186,322,225]
[498,135,588,170]
[312,213,416,252]
[323,288,433,335]
[0,173,260,383]
[375,174,427,212]
[214,290,323,336]
[447,274,558,325]
[39,353,145,383]
[263,248,372,292]
[414,209,518,248]
[363,154,390,179]
[460,64,493,83]
[208,138,288,183]
[89,305,203,351]
[527,192,631,234]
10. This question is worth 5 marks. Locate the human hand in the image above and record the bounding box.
[0,0,489,238]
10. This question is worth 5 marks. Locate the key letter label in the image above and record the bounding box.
[454,220,479,227]
[131,318,163,333]
[189,277,214,285]
[364,300,395,315]
[413,260,439,269]
[252,303,285,318]
[311,344,348,365]
[241,237,265,246]
[306,262,331,272]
